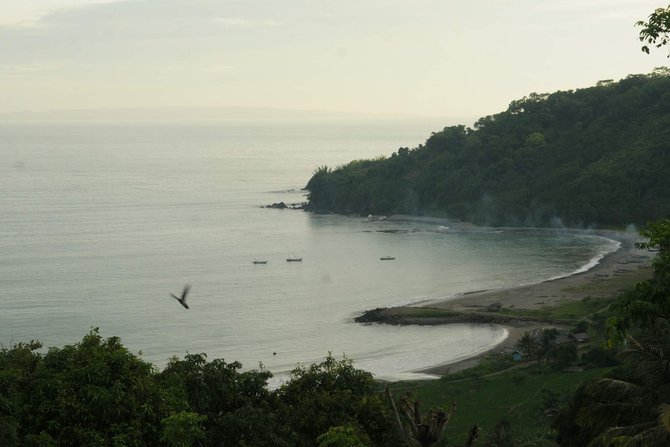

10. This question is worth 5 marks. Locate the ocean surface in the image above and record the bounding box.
[0,120,619,381]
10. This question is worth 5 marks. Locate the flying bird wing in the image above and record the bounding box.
[170,285,191,309]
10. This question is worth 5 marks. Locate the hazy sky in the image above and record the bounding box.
[1,0,667,118]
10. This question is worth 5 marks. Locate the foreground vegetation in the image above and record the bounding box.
[0,338,401,447]
[0,333,613,446]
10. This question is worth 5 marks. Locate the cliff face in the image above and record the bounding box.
[306,72,670,227]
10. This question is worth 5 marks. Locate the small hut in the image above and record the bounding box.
[487,302,503,312]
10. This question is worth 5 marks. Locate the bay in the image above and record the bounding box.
[0,121,617,381]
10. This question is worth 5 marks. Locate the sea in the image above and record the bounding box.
[0,119,620,382]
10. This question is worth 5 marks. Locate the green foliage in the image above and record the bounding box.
[557,218,670,446]
[554,383,603,447]
[1,335,397,446]
[0,330,179,446]
[573,320,589,333]
[607,218,670,345]
[305,73,670,227]
[276,354,394,447]
[317,424,370,447]
[515,328,578,370]
[160,412,206,447]
[517,331,541,362]
[637,5,670,56]
[551,344,578,371]
[580,346,618,368]
[560,345,670,446]
[383,387,459,447]
[505,296,614,322]
[440,355,515,382]
[390,366,611,445]
[159,353,282,446]
[481,417,515,447]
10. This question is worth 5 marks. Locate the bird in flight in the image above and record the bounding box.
[171,285,191,309]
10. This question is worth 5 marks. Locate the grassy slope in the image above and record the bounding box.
[381,270,654,445]
[389,366,611,445]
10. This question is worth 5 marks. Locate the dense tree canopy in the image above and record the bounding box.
[0,331,173,446]
[0,337,420,446]
[158,353,280,446]
[276,355,397,447]
[556,219,670,446]
[305,71,670,227]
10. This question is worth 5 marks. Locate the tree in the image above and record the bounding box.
[317,424,370,447]
[637,5,670,56]
[160,412,207,447]
[516,329,562,365]
[0,340,42,447]
[304,73,670,227]
[548,343,577,371]
[3,337,400,446]
[384,387,481,447]
[0,330,182,446]
[388,390,455,447]
[305,165,339,212]
[276,354,394,447]
[481,417,515,447]
[554,384,603,447]
[158,353,280,447]
[557,219,670,446]
[607,218,670,345]
[516,331,540,362]
[575,343,670,446]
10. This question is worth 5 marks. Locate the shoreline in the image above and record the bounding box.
[418,323,548,376]
[357,222,654,377]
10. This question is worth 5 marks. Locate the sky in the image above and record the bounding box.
[0,0,668,119]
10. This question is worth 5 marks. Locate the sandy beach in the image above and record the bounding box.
[358,224,655,376]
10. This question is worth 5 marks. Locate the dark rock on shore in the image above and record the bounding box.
[264,201,306,210]
[355,306,573,327]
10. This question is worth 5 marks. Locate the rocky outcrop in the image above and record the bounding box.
[355,307,572,327]
[263,201,306,210]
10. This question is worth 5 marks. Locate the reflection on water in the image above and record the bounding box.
[0,123,617,378]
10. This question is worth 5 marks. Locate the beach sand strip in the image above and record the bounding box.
[357,228,655,376]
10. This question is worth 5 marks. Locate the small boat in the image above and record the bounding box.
[253,260,268,264]
[286,257,302,262]
[380,256,395,261]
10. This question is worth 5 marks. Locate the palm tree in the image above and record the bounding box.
[384,387,480,446]
[576,339,670,446]
[516,331,540,362]
[576,219,670,446]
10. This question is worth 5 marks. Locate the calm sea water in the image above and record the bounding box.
[0,121,618,381]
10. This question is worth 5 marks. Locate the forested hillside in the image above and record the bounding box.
[305,70,670,227]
